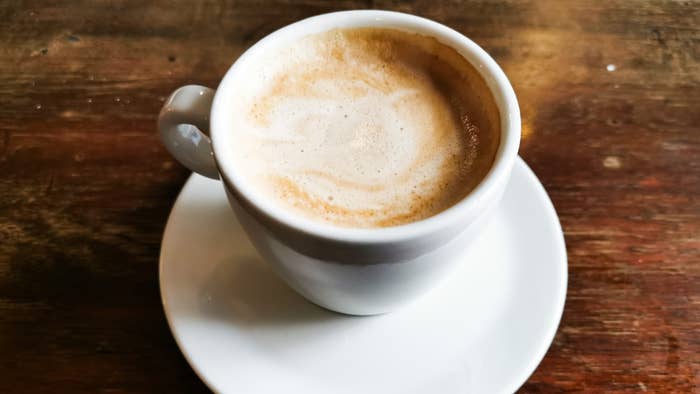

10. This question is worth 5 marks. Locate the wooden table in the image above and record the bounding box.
[1,1,698,392]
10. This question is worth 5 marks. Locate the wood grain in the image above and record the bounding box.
[1,1,698,392]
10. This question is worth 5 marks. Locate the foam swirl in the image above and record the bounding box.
[229,28,500,227]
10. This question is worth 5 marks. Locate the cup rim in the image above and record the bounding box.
[210,10,520,244]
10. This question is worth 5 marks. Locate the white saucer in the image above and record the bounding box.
[159,157,567,394]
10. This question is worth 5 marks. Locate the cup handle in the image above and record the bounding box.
[158,85,219,179]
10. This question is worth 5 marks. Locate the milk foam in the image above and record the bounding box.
[228,28,500,227]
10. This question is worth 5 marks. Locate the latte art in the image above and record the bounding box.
[229,28,500,227]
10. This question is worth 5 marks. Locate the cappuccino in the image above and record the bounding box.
[229,28,500,227]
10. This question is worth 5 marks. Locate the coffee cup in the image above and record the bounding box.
[158,10,520,315]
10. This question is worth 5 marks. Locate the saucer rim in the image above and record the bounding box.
[501,158,568,393]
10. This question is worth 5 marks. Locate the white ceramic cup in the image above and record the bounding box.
[158,10,520,315]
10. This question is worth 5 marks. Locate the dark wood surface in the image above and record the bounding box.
[1,1,698,392]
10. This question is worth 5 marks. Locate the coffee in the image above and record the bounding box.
[228,28,500,228]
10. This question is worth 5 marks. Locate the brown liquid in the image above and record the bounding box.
[230,28,501,228]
